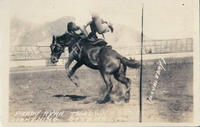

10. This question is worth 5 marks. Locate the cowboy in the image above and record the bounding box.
[66,22,87,61]
[84,13,113,41]
[67,22,87,38]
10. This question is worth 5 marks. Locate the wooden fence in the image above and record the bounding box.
[10,38,193,61]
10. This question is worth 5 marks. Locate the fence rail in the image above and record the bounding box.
[10,38,193,61]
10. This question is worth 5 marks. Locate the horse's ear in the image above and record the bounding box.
[52,35,56,44]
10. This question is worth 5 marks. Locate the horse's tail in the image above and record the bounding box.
[120,57,140,68]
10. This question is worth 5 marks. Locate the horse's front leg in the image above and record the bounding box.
[66,62,83,87]
[67,62,83,78]
[65,50,75,73]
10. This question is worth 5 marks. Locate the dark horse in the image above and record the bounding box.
[50,33,140,103]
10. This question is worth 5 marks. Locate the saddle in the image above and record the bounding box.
[71,36,112,65]
[86,38,107,47]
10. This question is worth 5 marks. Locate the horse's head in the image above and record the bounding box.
[50,33,74,63]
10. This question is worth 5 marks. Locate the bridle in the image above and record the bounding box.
[51,41,65,55]
[50,33,80,56]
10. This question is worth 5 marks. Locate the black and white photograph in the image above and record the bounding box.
[0,0,199,125]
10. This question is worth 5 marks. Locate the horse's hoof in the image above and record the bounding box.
[96,98,109,104]
[96,99,106,104]
[124,90,130,103]
[96,94,110,104]
[124,98,130,103]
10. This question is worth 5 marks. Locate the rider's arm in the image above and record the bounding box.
[77,26,87,37]
[84,21,92,28]
[72,25,87,37]
[83,21,92,36]
[77,27,85,34]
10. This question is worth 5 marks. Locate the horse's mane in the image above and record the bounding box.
[56,32,80,46]
[56,33,69,44]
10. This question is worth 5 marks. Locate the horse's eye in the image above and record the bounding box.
[56,46,61,50]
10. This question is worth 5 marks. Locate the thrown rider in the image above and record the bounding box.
[67,22,87,38]
[67,21,87,58]
[65,22,86,75]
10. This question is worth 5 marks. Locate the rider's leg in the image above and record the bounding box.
[97,24,110,34]
[97,22,114,34]
[88,32,98,41]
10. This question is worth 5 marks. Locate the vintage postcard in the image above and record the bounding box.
[0,0,199,126]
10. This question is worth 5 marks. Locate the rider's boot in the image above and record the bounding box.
[108,22,114,33]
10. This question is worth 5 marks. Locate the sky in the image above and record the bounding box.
[9,0,195,39]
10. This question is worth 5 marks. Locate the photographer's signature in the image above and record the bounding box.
[14,110,64,122]
[147,58,166,103]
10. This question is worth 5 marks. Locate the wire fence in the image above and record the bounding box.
[10,38,193,61]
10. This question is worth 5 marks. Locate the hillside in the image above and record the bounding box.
[10,16,149,46]
[10,16,75,46]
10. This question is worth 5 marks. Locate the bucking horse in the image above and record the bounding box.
[50,33,140,103]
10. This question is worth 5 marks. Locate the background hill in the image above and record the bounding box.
[10,16,149,46]
[10,16,75,46]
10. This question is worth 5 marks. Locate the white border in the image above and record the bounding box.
[0,0,199,126]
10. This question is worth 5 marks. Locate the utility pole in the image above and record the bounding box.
[139,4,144,123]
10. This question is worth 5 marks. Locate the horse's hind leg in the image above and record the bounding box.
[114,64,131,103]
[97,71,113,104]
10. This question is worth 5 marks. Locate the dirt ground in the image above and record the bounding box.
[9,58,193,122]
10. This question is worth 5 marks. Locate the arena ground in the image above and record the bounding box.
[9,56,193,122]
